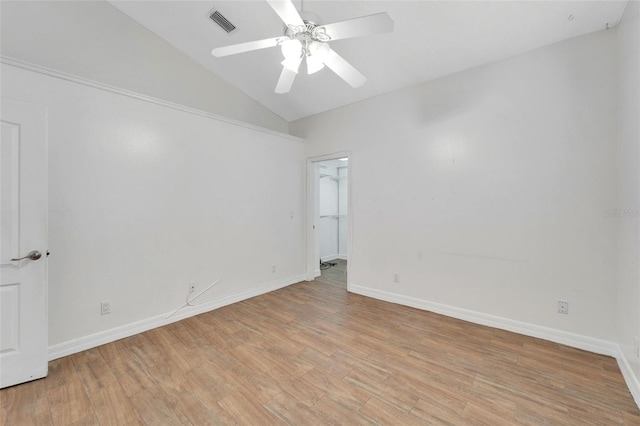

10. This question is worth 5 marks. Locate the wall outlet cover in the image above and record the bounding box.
[557,300,569,315]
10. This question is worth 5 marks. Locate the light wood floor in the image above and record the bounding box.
[2,276,639,425]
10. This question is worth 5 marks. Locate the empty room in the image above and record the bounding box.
[1,0,639,424]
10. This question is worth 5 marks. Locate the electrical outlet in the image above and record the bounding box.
[100,301,111,315]
[635,337,640,358]
[272,264,276,273]
[393,273,400,283]
[557,300,568,315]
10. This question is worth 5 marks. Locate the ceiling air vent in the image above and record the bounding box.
[210,11,236,34]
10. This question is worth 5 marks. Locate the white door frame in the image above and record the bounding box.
[305,151,352,291]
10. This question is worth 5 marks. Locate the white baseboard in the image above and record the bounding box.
[350,284,640,408]
[321,254,340,262]
[350,284,617,355]
[320,254,348,262]
[617,349,640,407]
[48,274,304,361]
[314,269,321,278]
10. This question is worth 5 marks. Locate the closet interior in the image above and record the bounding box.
[318,159,348,282]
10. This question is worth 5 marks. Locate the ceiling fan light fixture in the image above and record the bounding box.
[309,41,330,59]
[306,55,324,74]
[306,41,329,74]
[281,39,302,59]
[306,53,325,74]
[281,57,302,73]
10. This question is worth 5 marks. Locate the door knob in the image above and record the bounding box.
[11,250,42,261]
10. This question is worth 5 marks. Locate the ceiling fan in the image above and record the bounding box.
[211,0,394,94]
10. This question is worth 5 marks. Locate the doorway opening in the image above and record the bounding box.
[318,158,348,284]
[305,152,351,289]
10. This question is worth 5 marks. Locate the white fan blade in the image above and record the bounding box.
[275,57,302,93]
[323,49,367,88]
[322,13,394,41]
[266,0,304,26]
[212,37,281,57]
[275,67,297,94]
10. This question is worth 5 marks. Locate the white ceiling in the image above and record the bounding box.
[109,1,627,122]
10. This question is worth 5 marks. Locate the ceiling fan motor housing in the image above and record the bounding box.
[286,21,331,43]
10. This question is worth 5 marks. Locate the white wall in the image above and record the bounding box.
[616,0,640,387]
[0,0,288,133]
[292,30,618,340]
[1,64,305,349]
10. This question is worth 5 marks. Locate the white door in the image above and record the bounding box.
[0,98,48,388]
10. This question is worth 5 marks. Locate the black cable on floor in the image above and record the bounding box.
[320,261,337,270]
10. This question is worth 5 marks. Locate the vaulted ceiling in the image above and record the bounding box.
[110,1,628,122]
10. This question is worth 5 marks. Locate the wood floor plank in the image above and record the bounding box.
[86,383,143,425]
[226,343,277,373]
[472,375,569,421]
[180,367,236,404]
[142,324,178,349]
[287,326,341,357]
[129,386,191,425]
[264,391,328,425]
[47,380,94,426]
[358,396,426,426]
[223,364,282,404]
[218,391,284,425]
[107,357,157,397]
[416,376,471,417]
[190,343,240,373]
[302,367,370,411]
[345,368,419,413]
[163,320,210,350]
[565,402,625,425]
[462,401,517,426]
[172,388,237,425]
[313,393,375,425]
[366,351,429,383]
[514,402,571,426]
[71,349,118,393]
[411,397,465,425]
[407,349,477,386]
[127,334,168,369]
[0,378,53,426]
[298,347,353,378]
[45,357,80,391]
[622,409,640,425]
[331,349,393,382]
[2,275,638,425]
[96,339,138,368]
